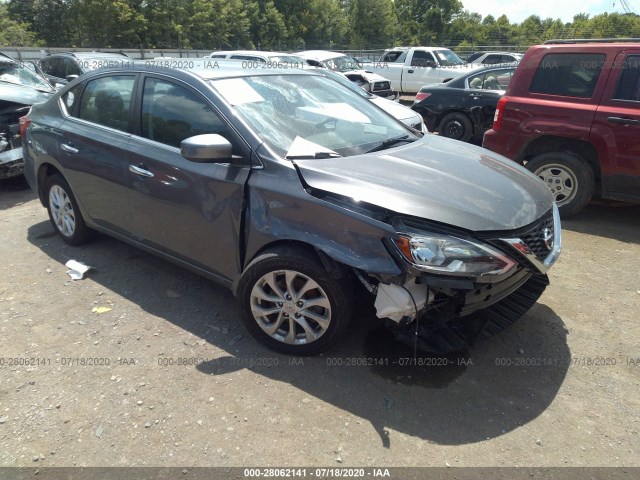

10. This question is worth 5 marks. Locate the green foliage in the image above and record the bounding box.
[0,2,42,46]
[349,0,398,48]
[2,0,640,50]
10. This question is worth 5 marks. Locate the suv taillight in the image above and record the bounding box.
[492,96,508,131]
[19,116,31,137]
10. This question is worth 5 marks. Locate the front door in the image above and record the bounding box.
[125,76,251,280]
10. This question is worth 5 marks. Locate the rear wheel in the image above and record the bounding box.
[526,151,595,217]
[237,246,352,355]
[45,174,91,245]
[438,112,473,142]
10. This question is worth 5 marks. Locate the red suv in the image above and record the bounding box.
[483,39,640,216]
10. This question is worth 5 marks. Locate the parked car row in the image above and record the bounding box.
[206,49,397,101]
[8,40,640,356]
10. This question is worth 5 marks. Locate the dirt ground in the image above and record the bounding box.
[0,176,639,469]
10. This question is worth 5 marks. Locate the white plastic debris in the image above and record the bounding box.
[65,260,93,280]
[374,278,432,322]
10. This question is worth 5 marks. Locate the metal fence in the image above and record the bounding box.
[1,45,531,62]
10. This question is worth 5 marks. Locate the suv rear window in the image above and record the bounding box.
[530,53,605,98]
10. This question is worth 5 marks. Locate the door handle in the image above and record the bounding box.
[607,116,640,126]
[129,164,154,178]
[407,69,414,74]
[60,143,78,154]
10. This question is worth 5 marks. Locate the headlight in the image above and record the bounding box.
[393,233,516,277]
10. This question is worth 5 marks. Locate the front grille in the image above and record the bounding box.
[521,211,555,260]
[373,81,391,91]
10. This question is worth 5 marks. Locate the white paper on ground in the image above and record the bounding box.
[65,259,93,280]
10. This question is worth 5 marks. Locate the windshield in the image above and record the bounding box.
[325,55,361,72]
[210,74,417,158]
[269,55,306,66]
[0,62,54,92]
[433,50,465,67]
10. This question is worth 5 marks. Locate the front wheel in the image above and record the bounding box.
[526,151,595,217]
[237,246,352,355]
[438,112,473,142]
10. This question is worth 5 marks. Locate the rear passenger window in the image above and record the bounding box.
[530,53,605,98]
[77,75,135,131]
[140,78,226,148]
[613,55,640,102]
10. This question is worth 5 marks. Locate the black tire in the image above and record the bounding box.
[525,151,595,217]
[45,174,91,245]
[438,112,473,142]
[237,246,352,355]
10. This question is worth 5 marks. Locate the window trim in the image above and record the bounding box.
[60,73,139,135]
[611,54,640,103]
[132,72,254,163]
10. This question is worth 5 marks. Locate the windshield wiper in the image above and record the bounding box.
[286,151,342,160]
[366,134,414,153]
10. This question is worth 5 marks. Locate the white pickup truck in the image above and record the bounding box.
[365,47,485,95]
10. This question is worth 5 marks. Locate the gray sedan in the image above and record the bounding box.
[22,65,560,354]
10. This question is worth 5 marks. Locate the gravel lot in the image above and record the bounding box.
[0,176,639,469]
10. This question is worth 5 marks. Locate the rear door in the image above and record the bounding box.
[56,74,137,234]
[591,50,640,202]
[125,75,252,280]
[465,68,514,131]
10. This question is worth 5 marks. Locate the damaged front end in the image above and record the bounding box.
[354,205,561,353]
[0,102,29,179]
[0,54,55,179]
[343,70,398,101]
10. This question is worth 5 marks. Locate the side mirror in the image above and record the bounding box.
[65,75,79,83]
[181,134,232,163]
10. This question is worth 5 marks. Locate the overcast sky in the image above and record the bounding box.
[461,0,627,23]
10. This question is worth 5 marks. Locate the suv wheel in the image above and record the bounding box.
[526,152,595,217]
[438,112,472,142]
[237,247,352,355]
[45,174,91,245]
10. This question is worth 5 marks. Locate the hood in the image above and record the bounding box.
[343,69,389,82]
[0,83,53,106]
[294,136,553,232]
[370,96,420,122]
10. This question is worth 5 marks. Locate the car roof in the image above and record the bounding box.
[296,50,351,61]
[477,52,522,56]
[209,50,298,58]
[45,51,130,59]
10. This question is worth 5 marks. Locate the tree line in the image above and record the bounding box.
[1,0,639,51]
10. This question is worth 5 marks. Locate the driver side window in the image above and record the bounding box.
[140,78,227,148]
[411,51,435,68]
